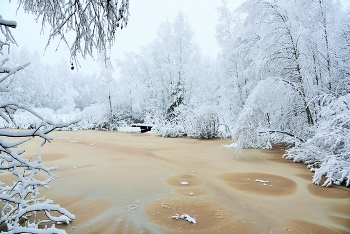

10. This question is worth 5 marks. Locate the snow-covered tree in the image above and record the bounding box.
[216,1,263,125]
[117,11,202,124]
[93,55,120,129]
[219,0,349,186]
[332,8,350,97]
[230,78,309,149]
[285,94,350,187]
[1,0,130,232]
[243,0,314,124]
[2,47,96,112]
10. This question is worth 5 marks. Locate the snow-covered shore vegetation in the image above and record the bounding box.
[216,0,350,187]
[285,95,350,187]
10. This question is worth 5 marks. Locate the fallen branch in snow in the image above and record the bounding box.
[171,214,197,224]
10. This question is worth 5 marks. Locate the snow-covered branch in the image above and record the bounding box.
[0,18,17,28]
[0,15,17,53]
[0,27,77,231]
[15,0,129,61]
[0,62,30,83]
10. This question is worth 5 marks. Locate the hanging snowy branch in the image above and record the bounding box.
[0,9,81,233]
[15,0,130,61]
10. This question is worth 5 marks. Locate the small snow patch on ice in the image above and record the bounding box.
[255,179,269,183]
[70,140,78,143]
[172,214,197,224]
[181,181,189,185]
[73,166,77,169]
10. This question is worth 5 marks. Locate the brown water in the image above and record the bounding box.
[2,130,349,233]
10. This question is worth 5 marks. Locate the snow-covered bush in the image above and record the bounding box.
[285,94,350,187]
[155,124,186,138]
[229,78,310,149]
[155,106,221,139]
[190,106,220,139]
[77,104,113,130]
[76,104,136,131]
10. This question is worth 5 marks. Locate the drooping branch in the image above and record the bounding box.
[16,0,130,62]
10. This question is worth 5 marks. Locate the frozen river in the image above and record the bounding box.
[5,130,349,233]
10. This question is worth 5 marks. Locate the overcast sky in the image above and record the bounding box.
[1,0,348,75]
[1,0,244,75]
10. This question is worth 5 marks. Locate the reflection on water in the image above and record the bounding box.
[2,130,348,233]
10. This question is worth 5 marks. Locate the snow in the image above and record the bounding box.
[180,181,189,185]
[255,179,269,183]
[171,214,197,224]
[117,126,141,133]
[0,18,17,28]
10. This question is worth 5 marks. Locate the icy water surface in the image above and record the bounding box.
[4,130,350,233]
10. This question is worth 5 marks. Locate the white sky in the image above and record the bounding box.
[1,0,244,75]
[1,0,348,75]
